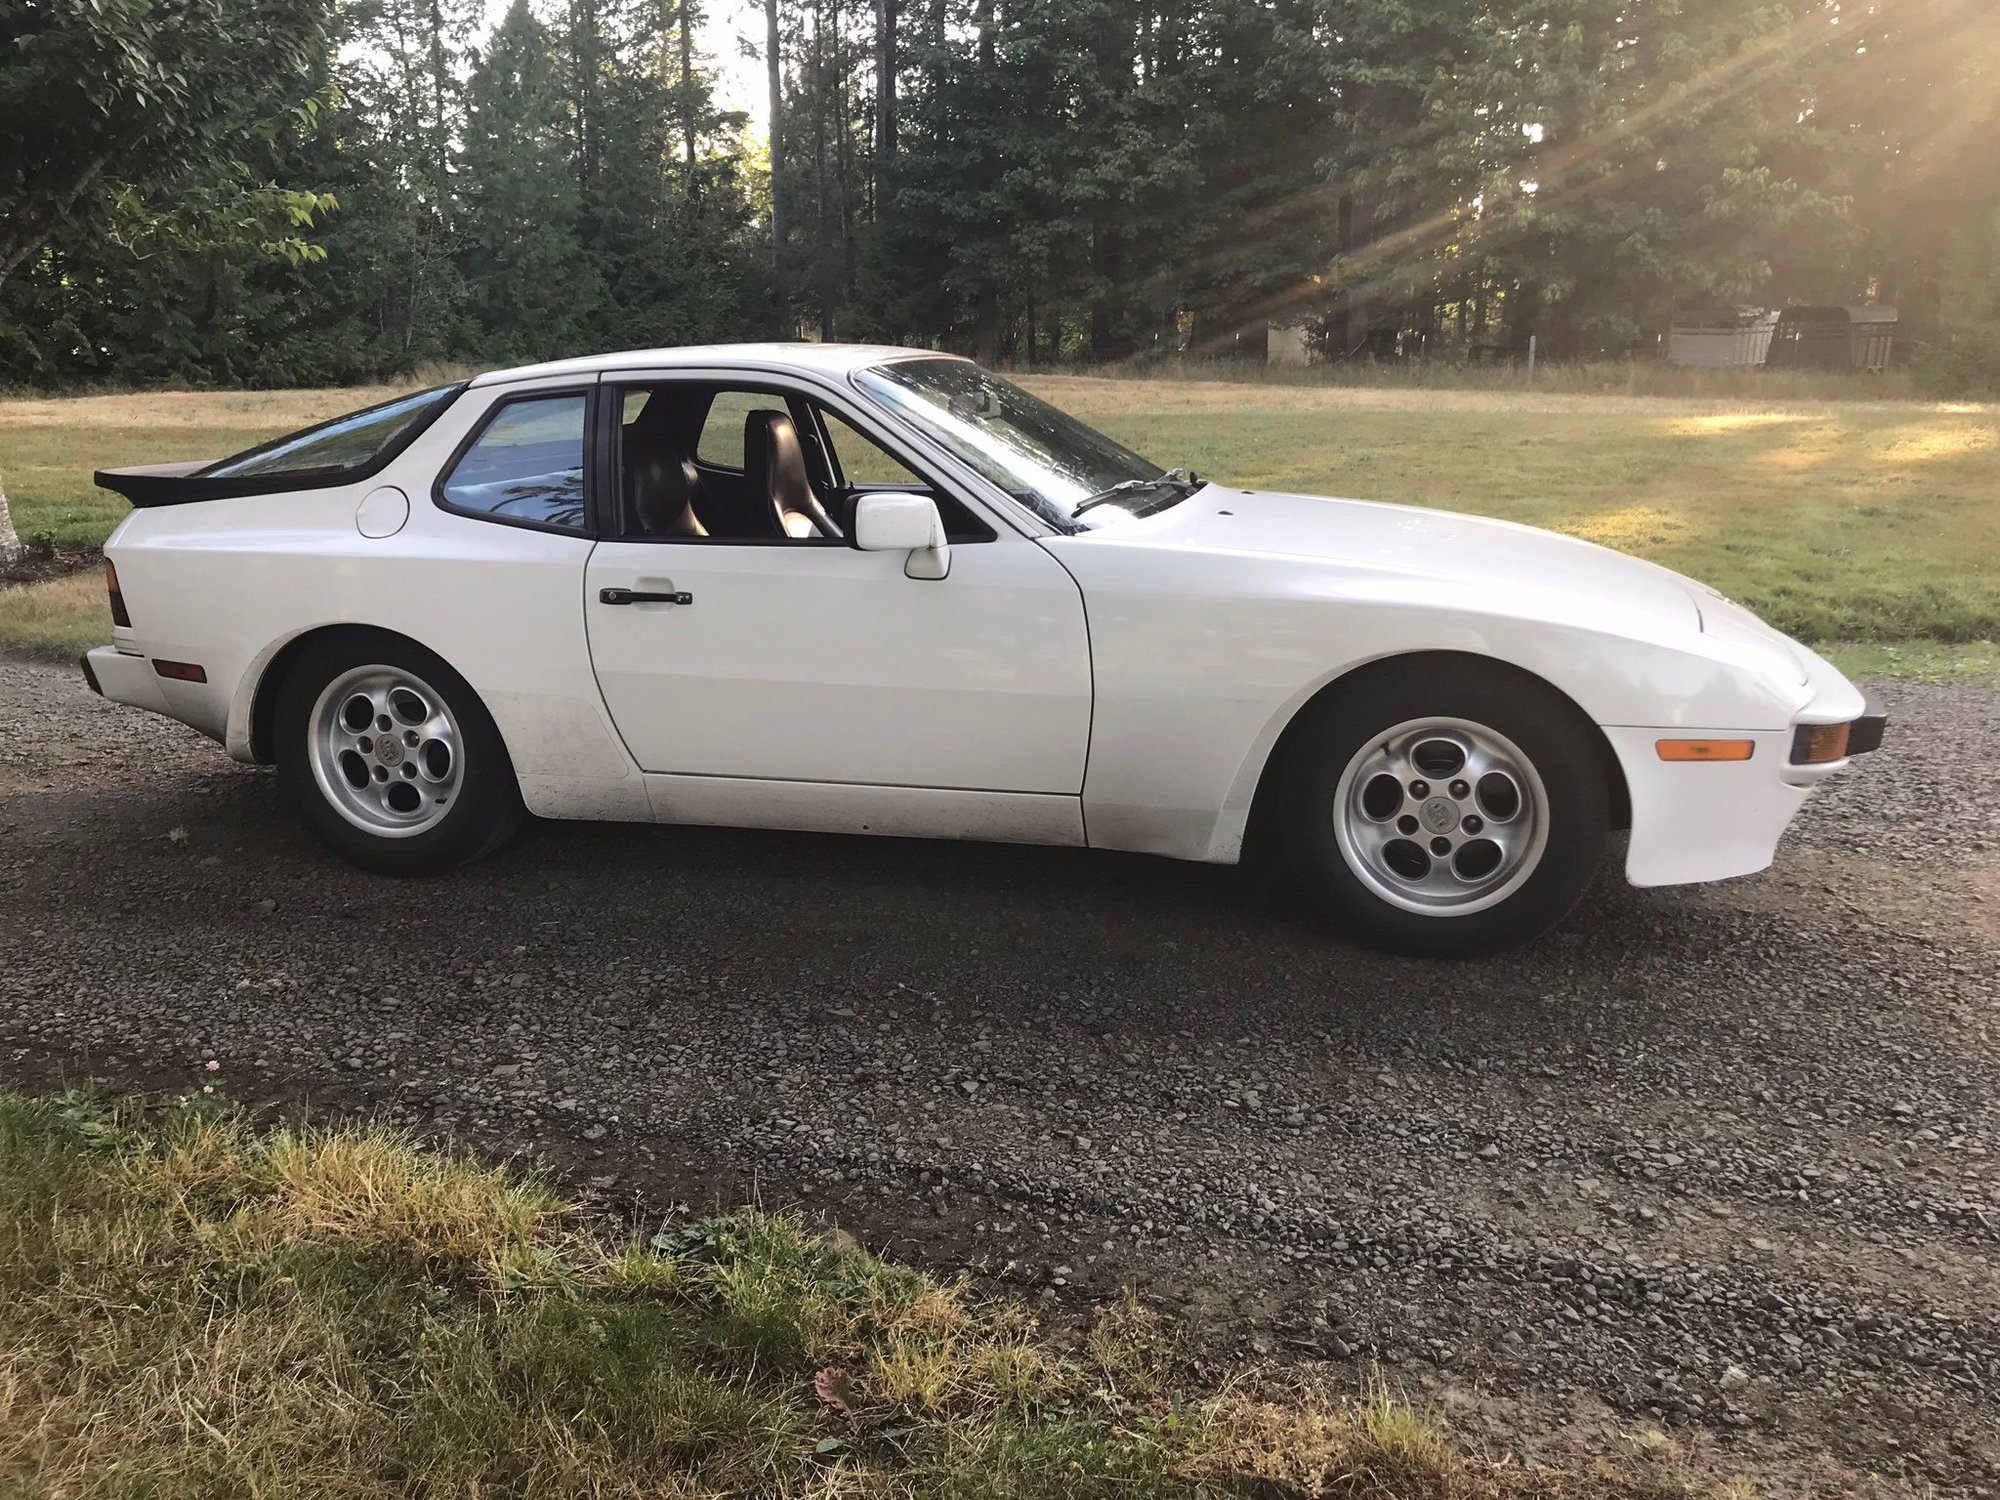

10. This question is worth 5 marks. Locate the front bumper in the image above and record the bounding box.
[1844,691,1889,758]
[1609,695,1888,888]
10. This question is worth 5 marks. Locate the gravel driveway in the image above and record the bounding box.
[3,661,1996,1492]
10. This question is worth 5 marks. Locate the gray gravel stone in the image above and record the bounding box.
[2,663,1997,1492]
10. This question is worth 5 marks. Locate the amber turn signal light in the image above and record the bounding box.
[105,561,131,628]
[1790,721,1852,765]
[1655,739,1755,762]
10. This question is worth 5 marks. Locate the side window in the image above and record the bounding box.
[698,390,789,468]
[820,409,923,487]
[440,394,589,531]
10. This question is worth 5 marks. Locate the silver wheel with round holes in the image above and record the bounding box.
[277,631,522,875]
[309,665,465,837]
[1333,717,1549,916]
[1275,657,1609,957]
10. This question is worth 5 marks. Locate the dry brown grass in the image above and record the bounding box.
[0,382,432,551]
[1041,356,1926,405]
[1024,373,1951,419]
[0,384,419,431]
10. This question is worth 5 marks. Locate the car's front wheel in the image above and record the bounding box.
[275,631,523,875]
[1278,659,1610,957]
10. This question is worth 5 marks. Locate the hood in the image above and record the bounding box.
[1691,587,1812,685]
[1124,486,1705,633]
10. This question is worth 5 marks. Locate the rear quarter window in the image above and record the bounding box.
[438,393,589,531]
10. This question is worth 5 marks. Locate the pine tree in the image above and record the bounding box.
[458,0,601,362]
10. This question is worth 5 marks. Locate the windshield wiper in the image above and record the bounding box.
[1073,468,1202,517]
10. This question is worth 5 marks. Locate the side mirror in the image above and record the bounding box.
[851,493,951,580]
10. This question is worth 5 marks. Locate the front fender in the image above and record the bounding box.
[1047,536,1845,866]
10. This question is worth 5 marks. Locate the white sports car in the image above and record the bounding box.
[87,344,1884,956]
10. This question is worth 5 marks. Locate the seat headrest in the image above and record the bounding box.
[744,410,807,495]
[744,408,839,539]
[629,445,707,536]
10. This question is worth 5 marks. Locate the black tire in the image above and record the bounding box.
[1277,656,1610,957]
[274,630,524,876]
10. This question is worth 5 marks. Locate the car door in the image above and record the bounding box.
[582,377,1093,799]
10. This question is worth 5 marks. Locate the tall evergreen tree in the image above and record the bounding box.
[338,0,485,360]
[459,0,601,362]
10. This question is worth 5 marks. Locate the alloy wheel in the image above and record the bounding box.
[307,664,464,838]
[1331,716,1549,916]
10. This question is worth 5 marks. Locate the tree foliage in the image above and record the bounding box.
[0,0,328,290]
[3,0,1999,386]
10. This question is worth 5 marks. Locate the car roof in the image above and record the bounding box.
[469,342,961,387]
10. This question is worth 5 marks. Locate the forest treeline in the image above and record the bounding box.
[3,0,1998,390]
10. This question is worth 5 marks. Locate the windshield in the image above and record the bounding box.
[854,358,1172,530]
[201,384,462,480]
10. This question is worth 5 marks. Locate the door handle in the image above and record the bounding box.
[599,587,692,606]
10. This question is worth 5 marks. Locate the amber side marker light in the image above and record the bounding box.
[105,562,131,628]
[152,659,207,684]
[1790,721,1852,765]
[1656,739,1756,762]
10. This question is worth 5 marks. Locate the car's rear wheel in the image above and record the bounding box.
[275,632,522,875]
[1278,659,1609,957]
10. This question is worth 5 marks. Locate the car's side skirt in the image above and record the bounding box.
[641,774,1086,848]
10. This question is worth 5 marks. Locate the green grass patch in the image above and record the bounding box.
[0,1091,1761,1499]
[1821,639,2000,683]
[4,376,1995,645]
[0,570,109,663]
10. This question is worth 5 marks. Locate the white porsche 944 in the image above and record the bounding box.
[87,344,1884,956]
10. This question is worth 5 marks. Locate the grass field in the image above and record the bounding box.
[3,376,1997,660]
[0,1090,1754,1499]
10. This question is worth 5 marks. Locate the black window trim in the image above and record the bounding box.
[807,401,996,545]
[196,382,469,487]
[431,384,598,539]
[604,376,996,547]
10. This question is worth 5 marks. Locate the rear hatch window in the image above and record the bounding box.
[201,385,462,481]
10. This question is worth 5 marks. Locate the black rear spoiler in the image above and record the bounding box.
[93,461,260,508]
[95,458,405,508]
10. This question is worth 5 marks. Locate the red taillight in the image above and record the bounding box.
[106,562,131,628]
[151,659,207,684]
